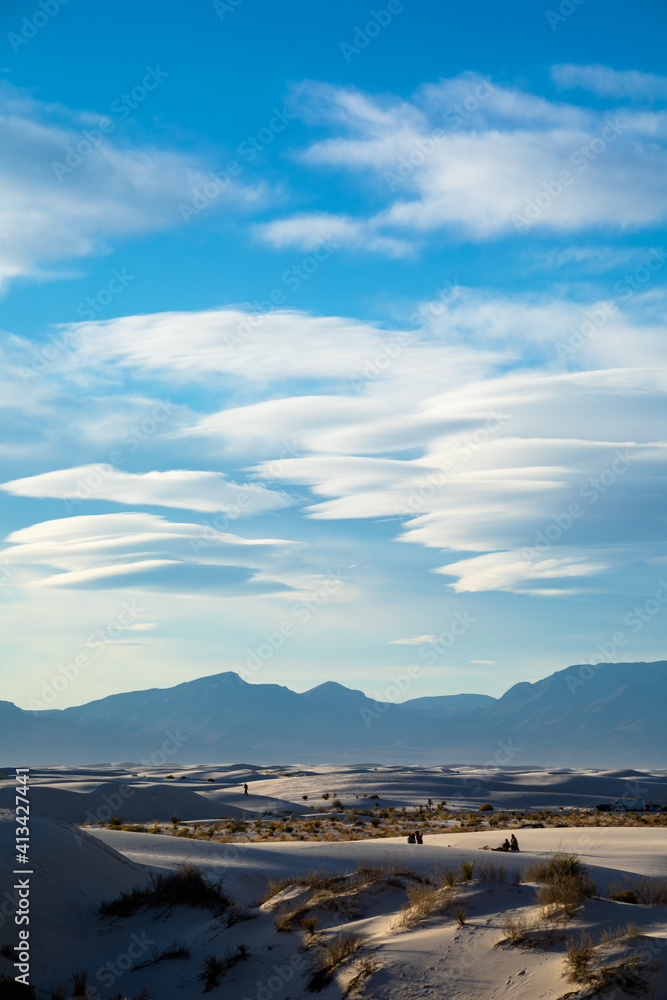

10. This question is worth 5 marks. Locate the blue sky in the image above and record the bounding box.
[1,0,666,710]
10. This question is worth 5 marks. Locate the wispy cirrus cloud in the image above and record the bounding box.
[0,83,263,290]
[255,72,667,253]
[551,64,667,101]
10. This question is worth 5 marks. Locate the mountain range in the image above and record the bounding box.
[1,660,665,767]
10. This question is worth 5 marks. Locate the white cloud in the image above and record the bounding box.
[255,212,413,256]
[388,635,437,644]
[1,512,302,594]
[1,465,292,514]
[470,659,496,664]
[551,64,667,101]
[48,308,415,386]
[264,74,667,249]
[0,83,263,290]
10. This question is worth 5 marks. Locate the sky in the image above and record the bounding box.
[0,0,666,711]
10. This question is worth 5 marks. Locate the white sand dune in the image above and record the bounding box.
[2,765,667,998]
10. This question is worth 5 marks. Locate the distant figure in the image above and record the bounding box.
[492,838,511,852]
[510,834,519,852]
[243,783,248,795]
[415,830,423,845]
[407,832,416,844]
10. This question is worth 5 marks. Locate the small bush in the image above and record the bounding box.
[460,860,475,881]
[307,933,363,992]
[344,956,378,996]
[611,887,639,904]
[322,792,330,800]
[200,945,250,992]
[132,940,190,969]
[479,803,494,812]
[627,876,667,905]
[565,932,595,984]
[455,908,467,926]
[100,863,232,918]
[500,913,529,945]
[302,916,319,936]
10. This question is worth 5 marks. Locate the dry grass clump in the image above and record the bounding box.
[624,876,667,905]
[562,932,652,997]
[522,852,596,918]
[307,933,364,992]
[343,955,378,996]
[397,880,459,929]
[500,913,531,945]
[99,863,232,918]
[199,944,250,992]
[475,858,506,882]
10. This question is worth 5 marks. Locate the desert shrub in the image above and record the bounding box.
[307,933,363,992]
[132,940,190,969]
[460,860,475,881]
[435,866,457,887]
[165,774,174,779]
[398,883,441,927]
[70,971,90,998]
[455,908,467,926]
[610,886,639,904]
[322,792,330,800]
[206,777,215,782]
[476,858,506,882]
[108,816,122,829]
[100,863,232,918]
[523,852,595,915]
[479,803,494,812]
[626,876,667,905]
[499,913,529,945]
[200,945,250,992]
[302,916,319,935]
[274,905,296,931]
[344,955,378,996]
[565,932,595,983]
[332,799,343,810]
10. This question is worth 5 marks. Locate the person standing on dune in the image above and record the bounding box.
[243,782,248,795]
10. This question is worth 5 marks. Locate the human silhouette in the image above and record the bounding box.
[243,782,248,795]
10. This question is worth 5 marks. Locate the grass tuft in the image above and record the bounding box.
[100,863,232,919]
